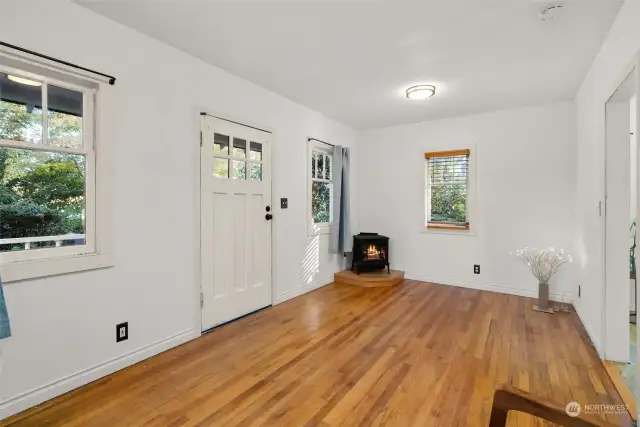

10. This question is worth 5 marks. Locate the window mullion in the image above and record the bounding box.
[42,82,48,146]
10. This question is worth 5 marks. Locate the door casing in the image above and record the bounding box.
[602,53,640,362]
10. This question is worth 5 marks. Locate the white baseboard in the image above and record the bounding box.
[573,302,604,358]
[404,272,574,304]
[0,328,199,421]
[0,276,335,420]
[274,277,333,305]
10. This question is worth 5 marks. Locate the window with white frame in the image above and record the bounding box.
[309,140,333,229]
[0,61,97,264]
[425,149,470,230]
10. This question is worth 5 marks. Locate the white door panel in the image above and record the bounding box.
[201,116,272,330]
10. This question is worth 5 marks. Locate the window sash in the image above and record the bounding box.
[0,62,94,156]
[311,149,332,182]
[427,184,469,223]
[311,181,333,225]
[309,142,333,227]
[0,62,97,263]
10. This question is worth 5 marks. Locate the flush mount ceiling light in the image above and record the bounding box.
[7,75,42,86]
[406,85,436,100]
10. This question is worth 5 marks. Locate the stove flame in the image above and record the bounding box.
[366,245,381,260]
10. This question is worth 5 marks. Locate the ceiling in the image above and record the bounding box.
[78,0,623,129]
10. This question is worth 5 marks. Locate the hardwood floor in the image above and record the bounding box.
[2,280,632,427]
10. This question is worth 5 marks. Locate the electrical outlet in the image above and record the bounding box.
[116,322,128,343]
[280,198,288,209]
[474,265,480,274]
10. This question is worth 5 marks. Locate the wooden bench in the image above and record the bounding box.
[489,385,623,427]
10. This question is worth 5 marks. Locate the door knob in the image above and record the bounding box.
[265,214,273,220]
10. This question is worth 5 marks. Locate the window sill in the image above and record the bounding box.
[422,224,477,236]
[1,253,114,283]
[427,223,469,231]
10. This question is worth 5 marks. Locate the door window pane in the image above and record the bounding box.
[47,85,83,149]
[0,147,86,252]
[249,142,262,161]
[214,134,229,155]
[232,138,246,158]
[232,160,246,180]
[0,73,43,144]
[311,182,331,223]
[213,158,229,178]
[249,163,262,181]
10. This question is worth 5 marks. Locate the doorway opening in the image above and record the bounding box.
[604,58,639,409]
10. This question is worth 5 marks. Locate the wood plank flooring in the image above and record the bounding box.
[2,280,632,427]
[603,360,637,421]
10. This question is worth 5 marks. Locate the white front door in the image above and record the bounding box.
[200,115,272,331]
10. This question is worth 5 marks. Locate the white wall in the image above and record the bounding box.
[357,102,576,301]
[0,0,356,418]
[630,97,637,322]
[574,0,640,355]
[632,96,637,223]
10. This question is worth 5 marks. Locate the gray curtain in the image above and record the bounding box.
[330,146,351,255]
[0,276,10,340]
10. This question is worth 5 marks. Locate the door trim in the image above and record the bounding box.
[193,106,275,334]
[602,52,640,362]
[201,112,272,134]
